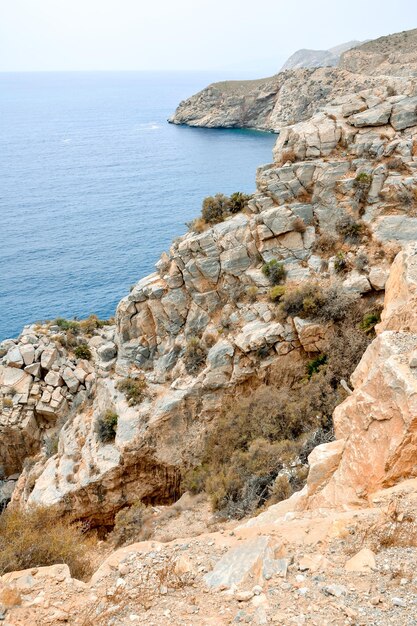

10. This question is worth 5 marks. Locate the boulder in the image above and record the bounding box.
[348,102,392,127]
[6,347,23,369]
[234,321,284,353]
[40,347,58,371]
[390,96,417,131]
[97,342,117,362]
[19,344,35,366]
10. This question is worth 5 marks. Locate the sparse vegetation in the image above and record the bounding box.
[334,252,348,274]
[306,354,327,378]
[262,259,286,285]
[183,336,207,374]
[277,148,297,166]
[336,212,365,242]
[360,309,382,334]
[269,285,286,302]
[188,192,252,230]
[110,501,151,547]
[0,507,95,579]
[183,298,371,519]
[74,344,92,360]
[96,410,118,443]
[313,232,338,255]
[116,377,147,406]
[292,217,307,233]
[246,285,258,303]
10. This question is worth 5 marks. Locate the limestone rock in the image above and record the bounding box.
[344,548,376,573]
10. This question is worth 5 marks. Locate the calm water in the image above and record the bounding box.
[0,72,276,341]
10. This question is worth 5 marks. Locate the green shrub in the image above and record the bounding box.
[0,507,95,579]
[262,259,286,285]
[183,337,207,374]
[360,310,381,334]
[74,344,92,360]
[269,285,286,302]
[306,354,327,378]
[55,318,80,332]
[334,252,348,274]
[354,172,372,188]
[116,377,147,406]
[229,192,251,214]
[96,410,118,443]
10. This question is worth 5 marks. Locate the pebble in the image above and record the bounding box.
[392,597,406,607]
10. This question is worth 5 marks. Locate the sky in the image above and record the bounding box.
[0,0,416,74]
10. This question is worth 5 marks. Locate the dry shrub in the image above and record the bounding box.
[277,148,297,166]
[292,217,307,233]
[116,376,147,405]
[110,502,152,547]
[79,555,192,624]
[0,507,95,579]
[183,336,207,374]
[279,281,358,323]
[246,285,258,303]
[183,296,372,518]
[297,189,313,203]
[386,157,410,173]
[347,495,417,554]
[187,217,206,233]
[313,232,339,255]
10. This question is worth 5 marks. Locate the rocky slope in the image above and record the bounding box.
[168,28,417,131]
[1,84,417,524]
[280,40,361,71]
[2,50,417,624]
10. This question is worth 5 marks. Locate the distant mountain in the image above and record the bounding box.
[280,40,361,71]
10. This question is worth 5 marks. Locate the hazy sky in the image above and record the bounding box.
[1,0,416,74]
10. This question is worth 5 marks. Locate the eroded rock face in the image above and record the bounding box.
[7,75,417,525]
[305,245,417,508]
[169,29,417,132]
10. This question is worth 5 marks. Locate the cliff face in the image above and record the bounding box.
[2,80,417,527]
[169,28,417,132]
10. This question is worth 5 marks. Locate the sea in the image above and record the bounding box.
[0,72,276,341]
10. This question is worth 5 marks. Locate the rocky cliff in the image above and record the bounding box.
[1,82,417,528]
[2,41,417,624]
[168,28,417,132]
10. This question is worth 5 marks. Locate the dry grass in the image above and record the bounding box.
[277,148,297,166]
[0,507,95,580]
[79,556,193,625]
[347,494,417,554]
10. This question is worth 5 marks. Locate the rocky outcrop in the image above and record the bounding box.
[3,81,415,525]
[303,245,417,508]
[340,28,417,77]
[169,29,417,132]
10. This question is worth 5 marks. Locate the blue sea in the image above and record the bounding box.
[0,72,276,341]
